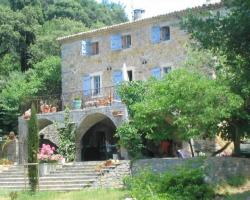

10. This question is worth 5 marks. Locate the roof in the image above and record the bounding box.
[57,2,222,43]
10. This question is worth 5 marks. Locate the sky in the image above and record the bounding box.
[97,0,221,20]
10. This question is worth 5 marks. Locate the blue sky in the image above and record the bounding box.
[97,0,220,19]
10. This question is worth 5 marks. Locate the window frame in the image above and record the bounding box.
[160,26,170,41]
[81,40,100,56]
[122,34,132,49]
[90,72,103,97]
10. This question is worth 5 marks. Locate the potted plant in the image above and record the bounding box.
[73,96,82,109]
[38,144,64,176]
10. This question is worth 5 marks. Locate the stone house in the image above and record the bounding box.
[18,3,222,163]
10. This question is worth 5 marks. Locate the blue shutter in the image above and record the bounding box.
[112,70,123,85]
[151,26,161,43]
[151,67,161,79]
[83,75,91,96]
[111,34,122,50]
[81,40,92,56]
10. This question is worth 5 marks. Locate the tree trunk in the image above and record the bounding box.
[188,139,195,157]
[233,126,241,156]
[211,142,231,157]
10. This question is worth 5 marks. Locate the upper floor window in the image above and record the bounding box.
[81,40,99,56]
[151,26,170,44]
[111,34,131,51]
[122,35,131,49]
[83,73,102,97]
[151,66,172,79]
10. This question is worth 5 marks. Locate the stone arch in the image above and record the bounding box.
[37,118,53,131]
[76,112,118,161]
[37,118,63,148]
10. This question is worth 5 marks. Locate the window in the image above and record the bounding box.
[91,42,99,55]
[151,66,172,79]
[111,34,131,50]
[151,26,170,43]
[83,73,102,97]
[162,66,172,75]
[122,35,131,49]
[161,26,170,41]
[93,75,101,96]
[81,40,99,56]
[151,67,161,79]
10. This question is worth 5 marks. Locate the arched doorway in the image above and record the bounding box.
[38,119,61,152]
[79,114,117,161]
[81,118,117,161]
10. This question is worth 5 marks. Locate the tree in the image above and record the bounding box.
[117,69,242,156]
[27,104,39,192]
[0,56,61,134]
[183,0,250,154]
[29,18,88,64]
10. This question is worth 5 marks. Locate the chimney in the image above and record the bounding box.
[205,0,211,6]
[133,9,145,21]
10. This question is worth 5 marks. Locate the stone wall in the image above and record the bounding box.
[132,157,250,183]
[93,160,131,188]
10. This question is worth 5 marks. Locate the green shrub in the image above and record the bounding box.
[227,175,247,187]
[125,166,214,200]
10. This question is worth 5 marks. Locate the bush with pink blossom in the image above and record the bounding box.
[38,144,64,163]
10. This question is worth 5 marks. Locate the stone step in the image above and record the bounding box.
[0,184,90,190]
[0,176,97,181]
[40,184,90,188]
[52,170,98,173]
[0,174,26,178]
[0,179,94,186]
[49,172,99,176]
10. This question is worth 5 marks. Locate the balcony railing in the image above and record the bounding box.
[20,86,122,115]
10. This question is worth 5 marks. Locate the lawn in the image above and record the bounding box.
[0,189,129,200]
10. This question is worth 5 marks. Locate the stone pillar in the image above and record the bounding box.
[18,117,28,164]
[75,141,82,161]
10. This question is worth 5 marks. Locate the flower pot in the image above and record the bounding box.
[73,100,82,109]
[39,163,58,177]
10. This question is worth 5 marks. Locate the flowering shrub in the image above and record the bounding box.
[38,144,64,163]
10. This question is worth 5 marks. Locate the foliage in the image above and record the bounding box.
[0,56,61,134]
[27,104,39,192]
[117,69,242,156]
[57,107,76,162]
[183,0,250,154]
[226,175,247,187]
[118,81,147,117]
[29,18,88,64]
[125,164,214,200]
[38,144,63,163]
[116,123,143,158]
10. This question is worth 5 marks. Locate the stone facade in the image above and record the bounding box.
[59,14,188,105]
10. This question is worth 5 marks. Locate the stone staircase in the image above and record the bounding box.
[0,160,131,191]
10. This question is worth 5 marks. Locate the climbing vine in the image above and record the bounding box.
[57,107,76,162]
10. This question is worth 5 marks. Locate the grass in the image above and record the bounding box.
[216,178,250,200]
[0,189,129,200]
[226,176,247,187]
[224,191,250,200]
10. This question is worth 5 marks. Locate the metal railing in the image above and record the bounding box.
[20,86,122,114]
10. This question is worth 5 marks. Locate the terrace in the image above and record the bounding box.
[21,86,123,115]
